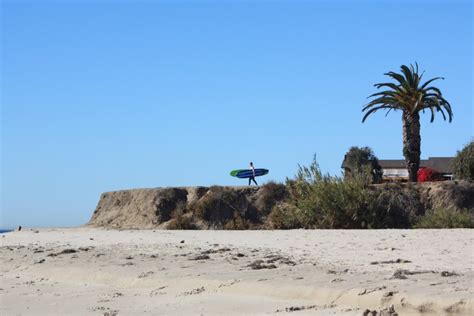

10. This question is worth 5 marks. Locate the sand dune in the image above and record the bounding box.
[1,228,472,315]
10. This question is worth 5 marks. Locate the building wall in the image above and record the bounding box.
[383,168,409,178]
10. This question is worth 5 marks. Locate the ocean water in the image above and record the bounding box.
[0,229,14,234]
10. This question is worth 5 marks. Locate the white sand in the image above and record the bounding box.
[1,228,473,315]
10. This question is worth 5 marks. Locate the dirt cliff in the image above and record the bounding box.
[87,185,287,229]
[87,181,473,229]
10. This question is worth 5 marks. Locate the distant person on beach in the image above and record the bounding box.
[18,225,22,231]
[249,162,258,186]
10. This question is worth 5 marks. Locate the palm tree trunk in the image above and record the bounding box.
[402,111,421,182]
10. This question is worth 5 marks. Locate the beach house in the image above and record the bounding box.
[342,157,454,181]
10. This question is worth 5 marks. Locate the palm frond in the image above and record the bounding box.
[400,65,415,87]
[420,77,444,90]
[385,72,407,86]
[367,90,398,99]
[428,106,435,122]
[362,105,395,122]
[363,96,400,111]
[424,86,443,96]
[373,82,402,92]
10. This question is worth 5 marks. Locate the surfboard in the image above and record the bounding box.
[230,169,269,179]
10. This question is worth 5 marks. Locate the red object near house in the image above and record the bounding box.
[417,167,441,182]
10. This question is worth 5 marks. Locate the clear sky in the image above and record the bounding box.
[1,0,472,228]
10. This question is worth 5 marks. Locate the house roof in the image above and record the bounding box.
[342,156,454,174]
[421,157,454,173]
[378,160,406,169]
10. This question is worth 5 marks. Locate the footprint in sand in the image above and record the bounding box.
[149,286,167,296]
[138,271,154,278]
[179,286,205,296]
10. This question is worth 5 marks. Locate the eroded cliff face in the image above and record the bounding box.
[87,186,284,229]
[87,182,473,230]
[89,187,200,229]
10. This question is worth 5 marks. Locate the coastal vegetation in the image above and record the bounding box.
[89,156,473,230]
[283,156,371,229]
[414,208,473,229]
[270,156,422,229]
[267,155,472,229]
[452,141,474,181]
[363,63,453,182]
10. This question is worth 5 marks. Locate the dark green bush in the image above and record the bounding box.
[452,141,474,181]
[342,146,383,183]
[414,208,474,228]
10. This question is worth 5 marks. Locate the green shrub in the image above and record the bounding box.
[452,141,474,181]
[285,155,371,229]
[283,155,433,229]
[414,208,474,228]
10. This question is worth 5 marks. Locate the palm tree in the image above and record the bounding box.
[362,63,453,182]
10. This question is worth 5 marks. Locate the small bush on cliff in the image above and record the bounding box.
[255,181,288,215]
[268,203,305,229]
[167,214,197,230]
[155,188,188,222]
[366,184,423,228]
[223,214,251,230]
[414,208,474,228]
[452,141,474,181]
[194,186,235,227]
[193,186,257,228]
[429,181,474,211]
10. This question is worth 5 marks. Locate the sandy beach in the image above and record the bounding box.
[1,228,472,315]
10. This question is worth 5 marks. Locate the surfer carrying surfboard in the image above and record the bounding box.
[249,162,258,186]
[229,165,268,182]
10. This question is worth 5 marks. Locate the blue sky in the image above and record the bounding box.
[1,0,472,228]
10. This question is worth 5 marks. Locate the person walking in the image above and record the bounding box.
[249,162,258,186]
